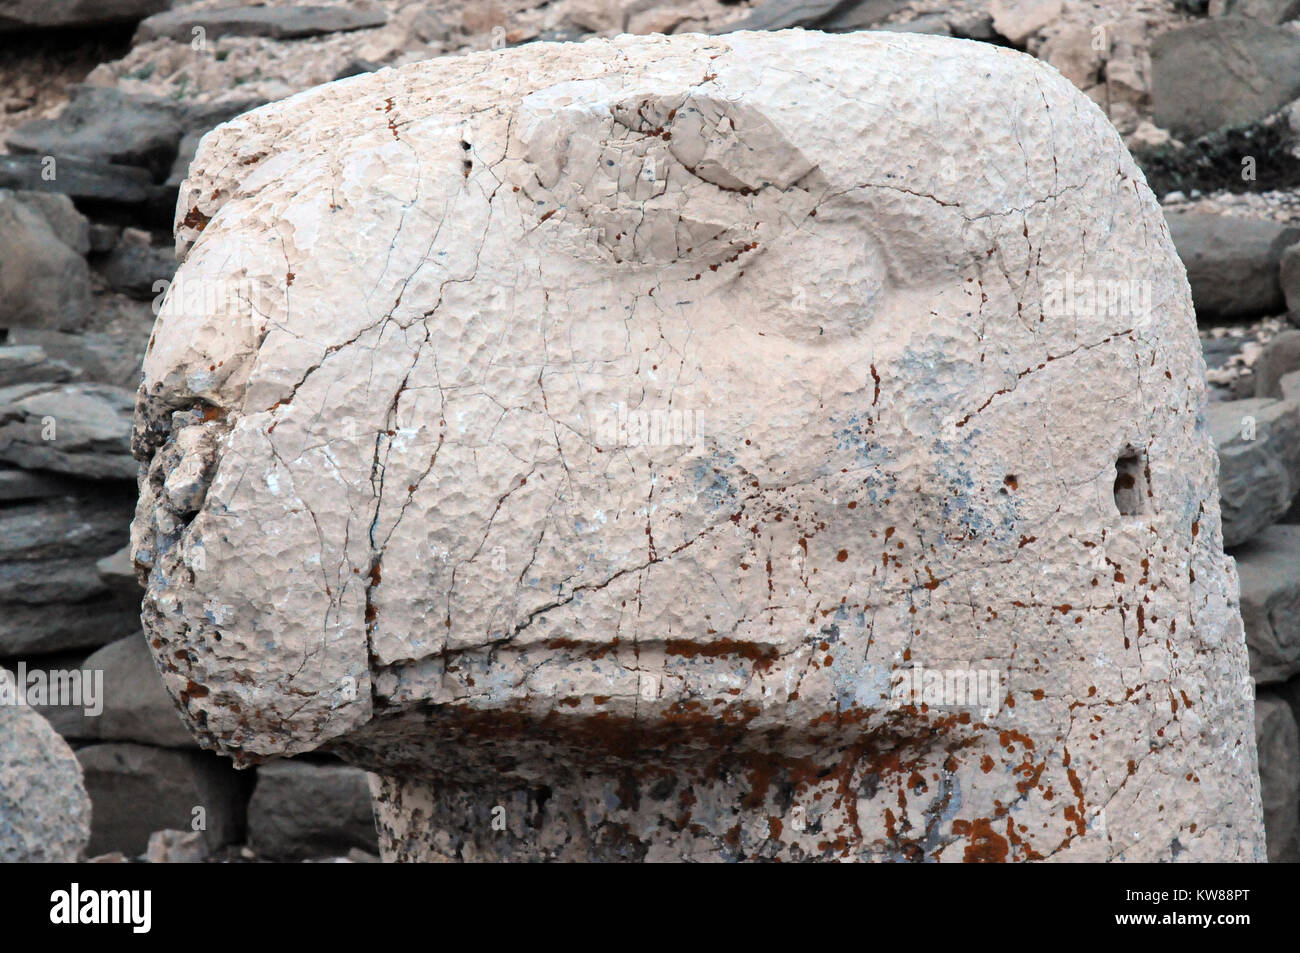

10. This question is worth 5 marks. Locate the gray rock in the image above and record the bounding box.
[405,8,451,45]
[0,153,154,206]
[1281,369,1300,403]
[0,345,77,387]
[1209,0,1300,23]
[948,12,998,40]
[1228,370,1259,402]
[76,743,249,856]
[0,466,82,501]
[1281,675,1300,745]
[0,191,90,330]
[714,0,906,32]
[340,847,380,863]
[0,0,170,31]
[1235,524,1300,684]
[1166,211,1300,321]
[1201,333,1244,372]
[1207,397,1300,547]
[0,483,139,655]
[247,761,377,860]
[535,25,589,43]
[0,382,136,479]
[0,687,91,862]
[88,223,121,255]
[136,5,388,43]
[877,15,952,35]
[820,0,910,29]
[166,129,203,190]
[1152,20,1300,140]
[21,648,96,741]
[7,86,184,180]
[0,488,139,655]
[0,598,139,656]
[96,544,141,592]
[102,243,177,300]
[333,59,385,82]
[0,492,133,562]
[144,828,208,863]
[1255,329,1300,398]
[162,100,262,192]
[1254,691,1300,863]
[7,329,152,388]
[0,555,120,605]
[1283,241,1300,323]
[1232,525,1300,686]
[78,634,195,748]
[172,97,264,133]
[8,190,89,255]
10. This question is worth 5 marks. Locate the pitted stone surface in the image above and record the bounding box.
[0,682,92,862]
[133,30,1264,862]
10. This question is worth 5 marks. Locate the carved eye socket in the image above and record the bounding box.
[1113,448,1150,517]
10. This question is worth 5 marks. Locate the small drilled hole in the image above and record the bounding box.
[1113,449,1149,516]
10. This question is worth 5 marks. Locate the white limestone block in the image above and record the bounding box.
[132,30,1265,862]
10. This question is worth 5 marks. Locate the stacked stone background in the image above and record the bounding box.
[0,0,1298,861]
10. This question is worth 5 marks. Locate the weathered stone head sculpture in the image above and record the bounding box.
[133,30,1266,861]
